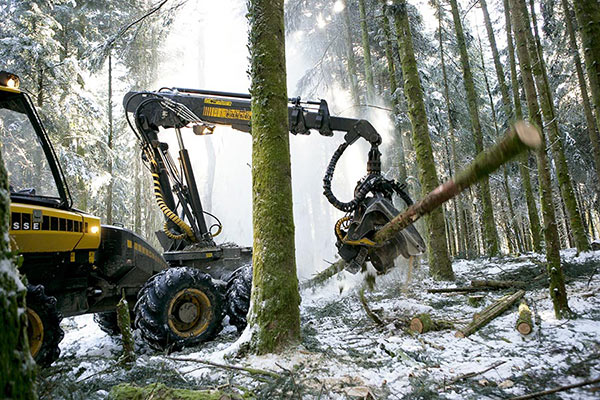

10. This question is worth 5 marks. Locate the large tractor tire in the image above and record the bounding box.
[134,267,225,351]
[225,264,252,332]
[26,285,64,367]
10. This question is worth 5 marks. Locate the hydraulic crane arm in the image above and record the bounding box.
[123,87,424,271]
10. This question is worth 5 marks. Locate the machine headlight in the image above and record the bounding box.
[0,71,20,89]
[90,225,100,234]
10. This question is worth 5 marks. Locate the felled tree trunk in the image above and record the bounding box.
[110,383,236,400]
[374,121,541,244]
[409,313,454,334]
[456,290,525,338]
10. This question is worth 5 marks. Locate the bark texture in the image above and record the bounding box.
[573,0,600,149]
[358,0,375,101]
[449,0,499,256]
[342,0,361,106]
[525,0,589,252]
[246,0,301,353]
[510,0,572,318]
[0,138,37,398]
[392,0,454,280]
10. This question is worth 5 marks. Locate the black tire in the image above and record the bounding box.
[134,267,225,351]
[93,311,121,336]
[226,264,252,332]
[26,285,64,367]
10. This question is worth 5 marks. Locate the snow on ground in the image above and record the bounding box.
[39,250,600,399]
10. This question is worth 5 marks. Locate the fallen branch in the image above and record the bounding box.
[299,259,346,290]
[510,376,600,399]
[471,279,526,288]
[444,360,506,387]
[427,287,482,293]
[456,290,525,338]
[359,288,385,326]
[167,356,281,379]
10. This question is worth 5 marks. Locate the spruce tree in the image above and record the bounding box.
[392,0,454,280]
[246,0,301,353]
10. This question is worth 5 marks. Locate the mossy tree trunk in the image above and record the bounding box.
[562,0,600,184]
[510,0,572,318]
[0,139,37,398]
[503,0,542,252]
[392,0,454,280]
[574,0,600,155]
[246,0,301,353]
[449,0,499,256]
[358,0,375,102]
[438,0,465,257]
[525,0,590,253]
[380,1,408,182]
[342,0,361,106]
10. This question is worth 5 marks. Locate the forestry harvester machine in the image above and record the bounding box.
[122,87,426,340]
[0,67,423,366]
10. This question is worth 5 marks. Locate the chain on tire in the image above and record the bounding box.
[225,263,252,332]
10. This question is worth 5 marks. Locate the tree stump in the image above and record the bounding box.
[516,299,533,335]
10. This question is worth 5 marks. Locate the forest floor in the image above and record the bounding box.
[38,249,600,399]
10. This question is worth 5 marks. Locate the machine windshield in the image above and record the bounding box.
[0,95,60,199]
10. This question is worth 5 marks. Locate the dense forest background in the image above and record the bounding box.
[2,0,599,268]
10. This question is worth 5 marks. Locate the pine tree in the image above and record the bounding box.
[525,0,589,252]
[342,0,361,106]
[510,0,572,318]
[392,0,454,280]
[0,144,37,399]
[449,0,499,256]
[246,0,301,353]
[358,0,376,102]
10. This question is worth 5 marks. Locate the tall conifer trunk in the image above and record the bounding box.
[392,0,454,280]
[524,0,589,252]
[358,0,375,102]
[342,0,361,106]
[449,0,499,256]
[246,0,301,353]
[510,0,572,318]
[561,0,600,182]
[573,0,600,147]
[106,51,114,225]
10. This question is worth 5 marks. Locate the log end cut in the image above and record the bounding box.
[517,322,532,335]
[514,120,542,150]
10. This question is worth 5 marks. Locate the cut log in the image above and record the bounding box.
[516,299,533,335]
[456,290,525,338]
[409,313,454,333]
[471,279,526,288]
[374,121,542,244]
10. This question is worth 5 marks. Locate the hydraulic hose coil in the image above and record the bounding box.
[152,173,195,241]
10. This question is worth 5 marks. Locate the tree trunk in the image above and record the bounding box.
[358,0,375,102]
[392,0,454,280]
[106,51,114,225]
[456,290,525,337]
[510,0,572,318]
[438,1,465,257]
[246,0,301,353]
[0,140,37,399]
[380,2,408,182]
[526,0,590,252]
[503,0,543,252]
[342,0,361,106]
[562,0,600,185]
[449,0,499,256]
[573,0,600,153]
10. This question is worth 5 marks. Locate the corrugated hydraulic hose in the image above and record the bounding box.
[152,173,196,241]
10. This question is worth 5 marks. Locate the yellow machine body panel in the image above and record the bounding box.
[9,202,101,253]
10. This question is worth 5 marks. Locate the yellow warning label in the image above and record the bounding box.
[204,98,232,106]
[203,106,251,121]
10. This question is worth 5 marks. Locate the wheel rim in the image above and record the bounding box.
[26,308,44,357]
[167,288,212,338]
